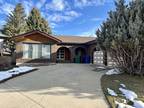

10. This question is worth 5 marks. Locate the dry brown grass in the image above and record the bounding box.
[101,74,144,108]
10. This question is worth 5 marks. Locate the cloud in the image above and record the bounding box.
[36,0,47,9]
[78,30,96,37]
[91,17,103,21]
[22,0,47,16]
[0,2,14,15]
[0,0,48,16]
[48,10,81,23]
[0,0,3,4]
[77,26,99,37]
[105,0,133,4]
[48,13,72,22]
[22,0,34,16]
[74,0,132,8]
[0,20,6,24]
[65,10,81,17]
[45,0,70,11]
[74,0,105,8]
[0,0,46,16]
[50,22,57,28]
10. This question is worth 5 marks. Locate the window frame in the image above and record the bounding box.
[57,48,65,60]
[22,43,51,59]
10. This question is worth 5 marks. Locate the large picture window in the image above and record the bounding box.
[23,43,51,59]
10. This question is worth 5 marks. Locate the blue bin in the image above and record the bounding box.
[82,55,90,63]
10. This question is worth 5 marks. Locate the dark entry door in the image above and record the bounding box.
[75,47,86,63]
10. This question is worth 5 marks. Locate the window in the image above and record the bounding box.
[57,48,65,60]
[42,44,50,59]
[23,43,51,59]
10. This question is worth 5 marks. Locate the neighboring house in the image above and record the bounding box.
[0,33,12,69]
[14,30,103,64]
[0,33,8,55]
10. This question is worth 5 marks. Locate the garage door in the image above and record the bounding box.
[93,51,103,65]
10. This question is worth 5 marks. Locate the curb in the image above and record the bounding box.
[101,75,113,108]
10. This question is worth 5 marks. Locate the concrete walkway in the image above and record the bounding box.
[0,64,108,108]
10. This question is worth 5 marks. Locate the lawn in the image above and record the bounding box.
[101,73,144,108]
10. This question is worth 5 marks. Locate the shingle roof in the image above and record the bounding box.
[55,36,96,44]
[13,30,96,44]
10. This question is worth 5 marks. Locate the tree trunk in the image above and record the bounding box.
[103,50,107,66]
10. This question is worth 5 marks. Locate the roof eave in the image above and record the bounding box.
[13,30,62,43]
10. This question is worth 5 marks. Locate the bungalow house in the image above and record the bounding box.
[14,30,105,64]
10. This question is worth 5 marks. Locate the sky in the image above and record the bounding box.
[0,0,131,37]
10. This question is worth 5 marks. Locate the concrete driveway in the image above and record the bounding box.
[0,64,108,108]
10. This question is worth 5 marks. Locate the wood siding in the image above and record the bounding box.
[16,33,58,63]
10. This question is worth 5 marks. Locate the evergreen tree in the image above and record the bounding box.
[2,3,27,36]
[27,8,52,34]
[40,18,52,34]
[96,0,144,75]
[2,3,27,55]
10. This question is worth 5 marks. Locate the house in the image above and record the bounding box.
[14,30,104,64]
[0,33,9,55]
[0,33,8,48]
[0,33,12,69]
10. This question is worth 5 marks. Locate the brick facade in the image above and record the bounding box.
[15,30,99,64]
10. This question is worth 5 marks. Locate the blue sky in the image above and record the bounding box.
[0,0,131,36]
